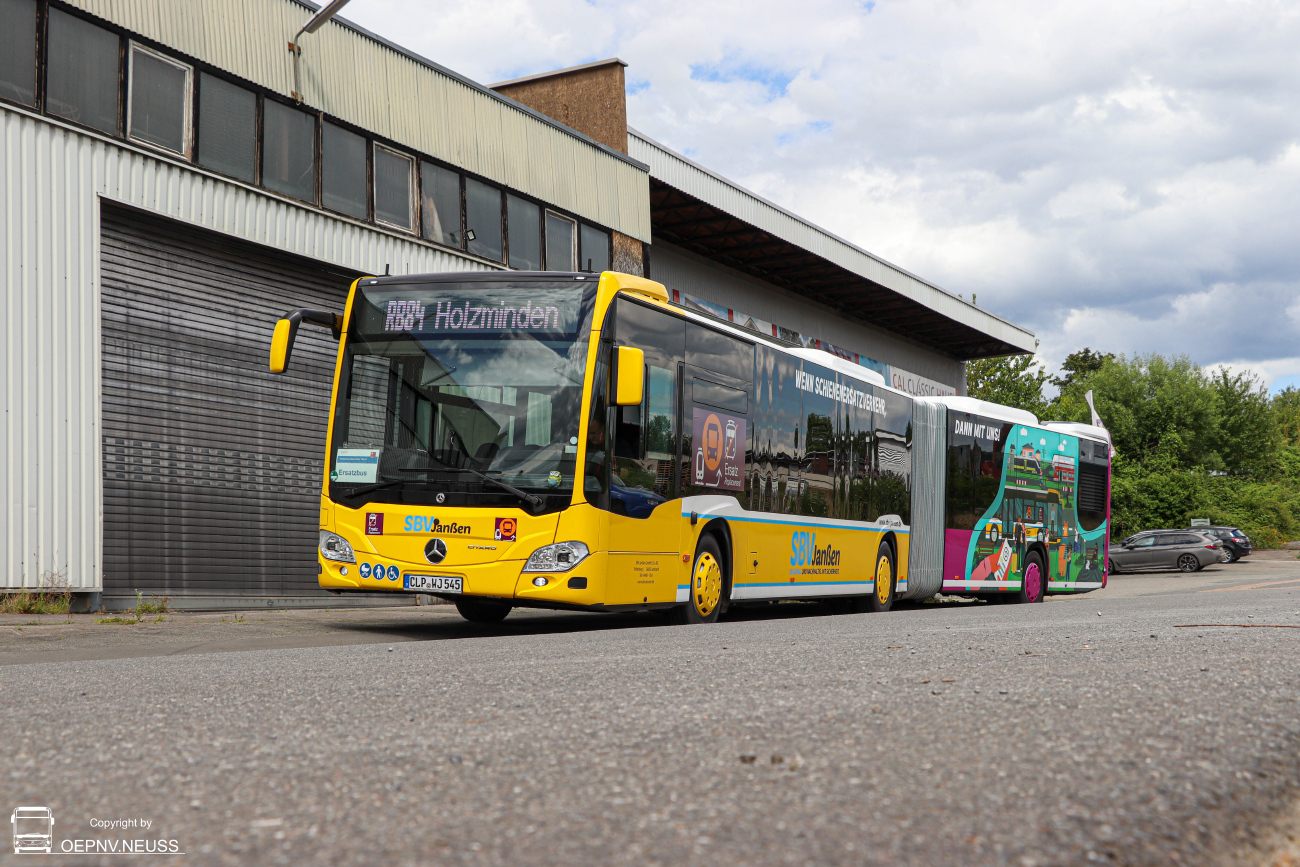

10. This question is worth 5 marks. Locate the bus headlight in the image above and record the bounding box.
[319,530,356,563]
[523,541,589,572]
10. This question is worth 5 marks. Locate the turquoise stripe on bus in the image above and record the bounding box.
[733,580,873,587]
[680,513,910,534]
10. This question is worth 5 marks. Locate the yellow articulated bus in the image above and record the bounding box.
[269,270,1111,623]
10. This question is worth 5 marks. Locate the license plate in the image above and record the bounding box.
[403,574,462,593]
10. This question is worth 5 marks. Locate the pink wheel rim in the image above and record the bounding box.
[1024,562,1042,602]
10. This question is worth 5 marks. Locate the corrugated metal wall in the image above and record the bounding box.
[630,128,1033,352]
[100,206,357,602]
[0,106,496,590]
[63,0,652,242]
[650,241,966,389]
[904,398,947,600]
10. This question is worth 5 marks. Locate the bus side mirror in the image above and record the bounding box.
[268,308,343,374]
[269,317,298,374]
[614,346,644,406]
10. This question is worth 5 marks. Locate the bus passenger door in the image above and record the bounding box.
[602,297,685,606]
[678,319,755,596]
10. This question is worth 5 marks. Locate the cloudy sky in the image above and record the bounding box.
[341,0,1300,389]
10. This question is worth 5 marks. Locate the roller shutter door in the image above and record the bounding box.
[100,206,360,601]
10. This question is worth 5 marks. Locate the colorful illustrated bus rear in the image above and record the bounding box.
[937,400,1111,602]
[268,271,1109,623]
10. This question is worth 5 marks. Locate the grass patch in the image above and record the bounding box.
[96,592,172,625]
[0,588,71,616]
[133,592,170,616]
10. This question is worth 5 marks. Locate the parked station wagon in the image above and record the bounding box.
[1108,530,1221,573]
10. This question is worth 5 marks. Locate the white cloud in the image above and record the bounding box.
[339,0,1300,380]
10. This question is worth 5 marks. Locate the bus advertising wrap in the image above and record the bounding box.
[691,408,745,491]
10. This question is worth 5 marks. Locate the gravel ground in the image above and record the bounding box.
[3,559,1300,866]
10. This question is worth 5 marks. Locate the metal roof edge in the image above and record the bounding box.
[489,58,629,89]
[629,126,1036,353]
[291,2,648,173]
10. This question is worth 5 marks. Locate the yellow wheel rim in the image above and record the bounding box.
[876,554,893,605]
[693,552,722,618]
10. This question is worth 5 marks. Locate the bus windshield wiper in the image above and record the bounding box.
[340,477,406,499]
[397,462,543,511]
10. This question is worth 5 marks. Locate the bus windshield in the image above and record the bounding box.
[328,277,597,510]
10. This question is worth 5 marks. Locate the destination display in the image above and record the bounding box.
[356,284,584,338]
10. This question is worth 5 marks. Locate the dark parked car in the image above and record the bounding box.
[1196,526,1252,562]
[610,475,666,518]
[1108,530,1222,573]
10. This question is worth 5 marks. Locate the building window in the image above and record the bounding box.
[127,44,192,156]
[580,224,611,273]
[507,194,541,271]
[45,8,120,135]
[374,145,414,230]
[465,177,503,261]
[322,122,368,219]
[196,73,255,183]
[546,212,576,271]
[420,162,461,247]
[0,0,37,106]
[262,99,316,203]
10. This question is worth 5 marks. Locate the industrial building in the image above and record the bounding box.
[0,0,1035,609]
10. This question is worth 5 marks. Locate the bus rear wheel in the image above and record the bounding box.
[1015,552,1046,604]
[867,542,896,613]
[455,597,512,623]
[675,535,727,624]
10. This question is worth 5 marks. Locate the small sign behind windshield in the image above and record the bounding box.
[335,448,380,483]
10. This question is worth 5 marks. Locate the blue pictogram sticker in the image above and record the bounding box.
[359,562,372,579]
[386,564,400,581]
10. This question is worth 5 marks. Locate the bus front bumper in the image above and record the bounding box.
[319,550,614,609]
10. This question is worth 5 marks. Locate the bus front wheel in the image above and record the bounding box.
[867,542,896,613]
[675,535,727,625]
[455,597,512,623]
[1015,552,1046,604]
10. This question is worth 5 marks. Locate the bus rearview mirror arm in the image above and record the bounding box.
[269,308,344,374]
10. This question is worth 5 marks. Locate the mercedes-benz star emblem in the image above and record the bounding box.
[425,538,448,564]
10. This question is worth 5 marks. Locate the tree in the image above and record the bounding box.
[1050,347,1114,391]
[1057,353,1222,471]
[1274,387,1300,448]
[965,355,1050,417]
[1212,367,1277,476]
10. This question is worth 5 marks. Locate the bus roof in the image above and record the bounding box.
[927,395,1039,427]
[1041,421,1111,443]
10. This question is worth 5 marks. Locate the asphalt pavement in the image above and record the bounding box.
[3,555,1300,866]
